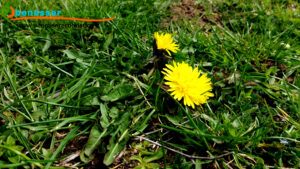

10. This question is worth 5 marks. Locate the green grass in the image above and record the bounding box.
[0,0,299,168]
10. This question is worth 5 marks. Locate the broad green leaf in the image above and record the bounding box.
[201,114,217,128]
[63,49,85,63]
[8,156,20,164]
[130,155,143,163]
[42,148,52,158]
[228,125,237,137]
[166,114,182,126]
[6,145,24,158]
[103,129,129,165]
[6,136,16,145]
[42,34,51,53]
[29,132,44,144]
[144,148,164,163]
[80,150,93,163]
[132,109,155,135]
[101,84,135,102]
[109,107,119,119]
[146,163,161,169]
[103,33,114,50]
[84,125,108,157]
[133,166,144,169]
[81,95,101,106]
[100,103,110,128]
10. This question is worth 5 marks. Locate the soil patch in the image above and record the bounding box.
[163,0,222,30]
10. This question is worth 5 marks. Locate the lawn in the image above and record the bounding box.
[0,0,299,168]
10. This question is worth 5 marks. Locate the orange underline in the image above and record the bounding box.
[10,16,115,22]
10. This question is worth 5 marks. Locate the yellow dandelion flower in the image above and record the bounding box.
[154,32,180,56]
[162,61,214,108]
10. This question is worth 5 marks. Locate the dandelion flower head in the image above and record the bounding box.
[154,32,179,56]
[162,61,214,108]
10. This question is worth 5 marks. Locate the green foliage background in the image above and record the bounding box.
[0,0,299,168]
